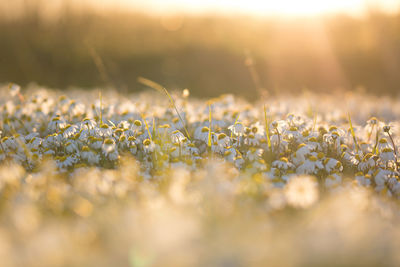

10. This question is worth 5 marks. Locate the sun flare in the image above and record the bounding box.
[120,0,398,16]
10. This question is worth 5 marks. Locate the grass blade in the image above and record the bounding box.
[138,77,191,140]
[137,77,164,94]
[99,91,103,124]
[208,103,212,148]
[348,112,359,151]
[230,112,240,139]
[140,113,152,141]
[263,105,271,150]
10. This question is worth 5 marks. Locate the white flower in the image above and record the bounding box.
[216,133,230,147]
[56,155,77,169]
[377,137,393,152]
[285,175,319,208]
[284,126,301,140]
[107,150,119,161]
[355,172,371,187]
[272,157,293,170]
[244,134,259,146]
[323,129,342,145]
[68,101,85,116]
[325,173,341,188]
[186,142,199,155]
[128,137,138,155]
[364,117,384,139]
[81,147,100,165]
[296,155,323,174]
[341,151,359,165]
[359,142,372,154]
[42,134,58,148]
[234,155,245,169]
[387,177,398,190]
[24,132,39,141]
[324,158,343,173]
[246,148,263,162]
[306,137,321,151]
[43,148,55,156]
[63,124,79,138]
[270,120,286,133]
[117,120,130,130]
[131,120,143,134]
[380,148,395,163]
[81,118,97,130]
[374,168,392,187]
[253,159,267,171]
[142,139,155,154]
[171,130,186,144]
[223,147,237,162]
[27,137,42,149]
[358,153,375,172]
[270,134,288,152]
[89,137,103,150]
[194,126,211,143]
[296,143,311,158]
[48,116,67,131]
[98,124,113,137]
[102,138,117,155]
[228,122,245,137]
[249,122,265,139]
[65,141,78,153]
[117,134,129,150]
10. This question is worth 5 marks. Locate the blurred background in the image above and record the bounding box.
[0,0,399,100]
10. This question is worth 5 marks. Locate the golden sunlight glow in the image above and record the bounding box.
[116,0,399,16]
[3,0,397,17]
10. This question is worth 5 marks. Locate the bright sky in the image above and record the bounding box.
[101,0,400,16]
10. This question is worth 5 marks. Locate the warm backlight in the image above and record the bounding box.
[119,0,399,16]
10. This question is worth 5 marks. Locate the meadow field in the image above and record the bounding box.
[0,83,399,266]
[1,1,400,267]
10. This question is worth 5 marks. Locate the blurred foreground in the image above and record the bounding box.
[1,161,400,267]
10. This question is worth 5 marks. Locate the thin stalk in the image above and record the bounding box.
[244,50,264,95]
[86,43,112,87]
[367,124,375,142]
[263,105,271,150]
[373,128,379,155]
[99,91,103,125]
[138,77,191,140]
[140,113,152,142]
[387,132,398,170]
[231,113,240,139]
[312,111,317,132]
[348,113,359,152]
[208,103,212,147]
[276,129,281,155]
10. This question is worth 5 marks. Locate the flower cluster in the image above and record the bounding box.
[0,85,400,266]
[1,86,399,197]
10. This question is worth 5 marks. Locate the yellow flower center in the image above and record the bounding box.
[379,138,388,144]
[201,127,210,133]
[143,139,151,146]
[309,156,318,162]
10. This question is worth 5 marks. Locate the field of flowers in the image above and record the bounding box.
[1,83,400,266]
